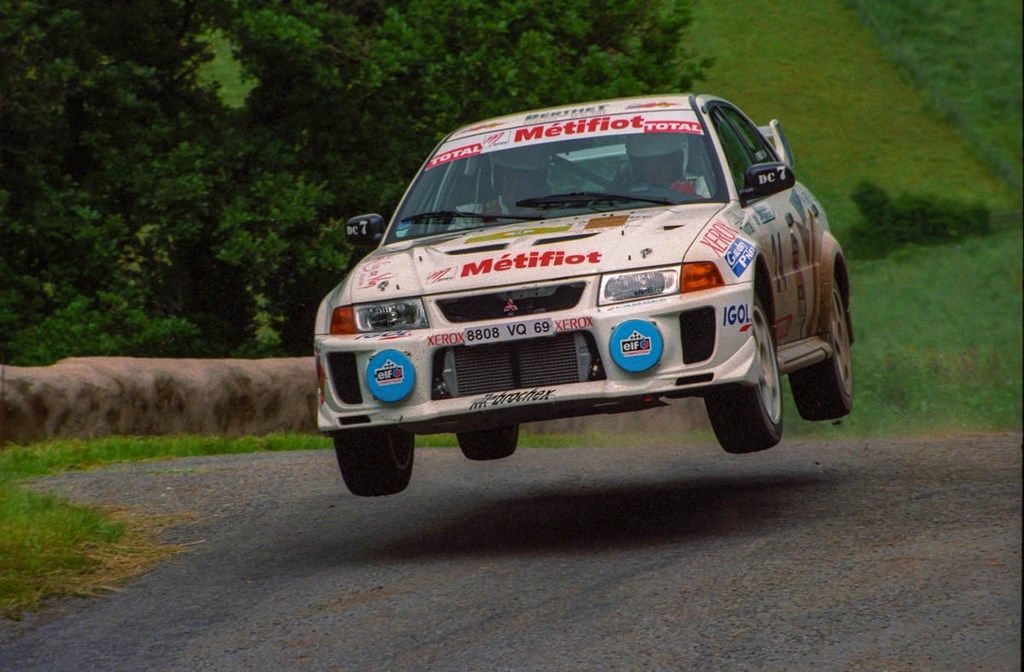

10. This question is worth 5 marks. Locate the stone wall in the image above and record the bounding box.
[0,357,317,444]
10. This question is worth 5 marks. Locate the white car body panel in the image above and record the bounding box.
[313,94,845,436]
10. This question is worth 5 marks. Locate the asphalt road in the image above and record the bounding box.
[2,433,1020,671]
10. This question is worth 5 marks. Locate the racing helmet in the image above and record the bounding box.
[625,134,688,187]
[491,146,549,203]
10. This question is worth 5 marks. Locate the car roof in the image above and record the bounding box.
[448,94,697,141]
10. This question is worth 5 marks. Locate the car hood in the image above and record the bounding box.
[341,203,725,304]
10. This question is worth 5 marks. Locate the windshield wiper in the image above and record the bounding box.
[400,209,543,223]
[516,192,677,209]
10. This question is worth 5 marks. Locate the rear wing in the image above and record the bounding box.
[758,119,794,168]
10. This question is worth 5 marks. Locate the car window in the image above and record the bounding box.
[710,108,754,189]
[388,127,728,243]
[721,107,778,164]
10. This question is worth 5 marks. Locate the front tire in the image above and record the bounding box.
[790,284,853,420]
[705,296,783,453]
[333,429,414,496]
[457,425,519,460]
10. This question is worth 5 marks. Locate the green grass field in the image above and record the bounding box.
[689,0,1021,243]
[842,0,1023,191]
[785,225,1023,437]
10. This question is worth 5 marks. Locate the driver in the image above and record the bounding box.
[625,134,700,195]
[484,147,549,214]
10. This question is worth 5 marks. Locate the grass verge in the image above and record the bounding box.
[0,431,648,617]
[0,434,327,618]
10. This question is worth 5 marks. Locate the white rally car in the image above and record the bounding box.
[314,94,853,496]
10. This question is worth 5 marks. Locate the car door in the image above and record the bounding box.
[709,104,813,344]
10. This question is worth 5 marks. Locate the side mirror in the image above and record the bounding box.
[739,162,795,206]
[345,213,386,247]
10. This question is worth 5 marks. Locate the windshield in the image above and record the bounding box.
[387,110,727,243]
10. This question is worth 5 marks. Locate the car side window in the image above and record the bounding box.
[721,107,778,164]
[710,108,754,189]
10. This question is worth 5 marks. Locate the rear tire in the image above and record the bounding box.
[790,285,853,420]
[457,424,519,461]
[705,296,783,453]
[333,429,414,496]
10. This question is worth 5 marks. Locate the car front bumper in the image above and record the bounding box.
[314,278,759,435]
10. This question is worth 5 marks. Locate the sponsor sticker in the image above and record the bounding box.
[626,101,677,109]
[584,214,630,230]
[525,105,609,121]
[354,330,413,341]
[429,110,706,168]
[460,250,601,277]
[469,388,555,410]
[465,224,572,244]
[774,314,794,340]
[724,238,756,277]
[620,330,652,357]
[609,319,663,373]
[753,202,776,224]
[698,219,737,255]
[554,316,593,331]
[426,267,455,284]
[723,303,752,332]
[355,257,398,290]
[365,350,415,403]
[426,143,483,170]
[427,331,466,347]
[482,130,511,148]
[463,121,504,133]
[643,119,702,134]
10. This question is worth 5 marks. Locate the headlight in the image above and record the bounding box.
[356,298,428,331]
[330,299,428,334]
[599,268,679,305]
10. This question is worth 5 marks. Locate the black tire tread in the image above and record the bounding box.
[457,425,519,461]
[333,430,414,496]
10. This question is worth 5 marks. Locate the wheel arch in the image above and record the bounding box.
[754,254,774,327]
[819,232,853,345]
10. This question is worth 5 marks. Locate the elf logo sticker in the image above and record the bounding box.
[609,320,663,373]
[373,359,404,385]
[620,330,651,357]
[365,350,415,403]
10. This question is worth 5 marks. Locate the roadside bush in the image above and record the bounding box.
[848,180,991,258]
[6,295,203,366]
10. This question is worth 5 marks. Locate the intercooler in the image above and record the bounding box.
[431,331,605,399]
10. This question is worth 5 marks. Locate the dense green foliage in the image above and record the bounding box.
[0,0,705,364]
[842,0,1023,192]
[849,181,991,258]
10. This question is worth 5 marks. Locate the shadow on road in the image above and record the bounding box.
[329,473,837,562]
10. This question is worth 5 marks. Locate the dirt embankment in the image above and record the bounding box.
[0,357,317,444]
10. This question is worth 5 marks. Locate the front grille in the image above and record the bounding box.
[679,307,715,364]
[326,352,363,404]
[431,331,604,399]
[436,282,585,323]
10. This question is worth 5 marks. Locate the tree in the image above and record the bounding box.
[0,0,706,364]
